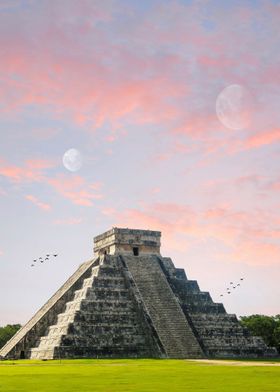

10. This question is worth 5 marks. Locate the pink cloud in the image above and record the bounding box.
[244,128,280,149]
[25,194,51,211]
[105,202,280,266]
[0,158,55,182]
[226,241,280,265]
[0,157,102,207]
[47,175,103,206]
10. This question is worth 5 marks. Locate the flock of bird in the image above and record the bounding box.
[31,253,58,267]
[219,278,244,297]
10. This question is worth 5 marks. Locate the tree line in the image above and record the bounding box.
[0,315,279,353]
[0,324,21,349]
[240,314,280,353]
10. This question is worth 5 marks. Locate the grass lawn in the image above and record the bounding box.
[0,359,279,392]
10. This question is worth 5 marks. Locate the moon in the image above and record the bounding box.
[62,148,83,172]
[216,84,254,130]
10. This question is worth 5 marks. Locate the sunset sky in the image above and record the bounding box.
[1,0,280,325]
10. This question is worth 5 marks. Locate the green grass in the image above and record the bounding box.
[0,359,279,392]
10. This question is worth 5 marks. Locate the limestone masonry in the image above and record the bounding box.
[0,228,277,359]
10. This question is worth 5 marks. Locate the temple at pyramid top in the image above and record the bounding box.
[93,227,161,256]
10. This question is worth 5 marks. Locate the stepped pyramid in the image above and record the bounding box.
[0,228,277,359]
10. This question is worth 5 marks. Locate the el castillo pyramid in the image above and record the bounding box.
[0,228,277,359]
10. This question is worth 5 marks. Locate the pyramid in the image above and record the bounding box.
[0,228,277,359]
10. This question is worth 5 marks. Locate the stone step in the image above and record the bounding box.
[81,276,96,288]
[84,288,131,300]
[190,313,238,322]
[98,266,124,278]
[185,303,225,314]
[60,334,147,347]
[31,340,154,360]
[92,278,127,289]
[73,286,130,301]
[73,287,90,300]
[57,309,138,325]
[48,321,141,338]
[30,348,55,360]
[64,298,134,313]
[37,336,62,348]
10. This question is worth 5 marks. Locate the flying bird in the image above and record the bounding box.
[31,264,34,267]
[240,278,244,280]
[230,282,233,284]
[53,254,58,257]
[220,294,224,297]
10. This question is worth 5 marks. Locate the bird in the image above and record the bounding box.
[220,294,224,297]
[39,257,43,260]
[230,282,233,284]
[33,259,37,262]
[240,278,244,280]
[53,254,58,257]
[40,260,44,263]
[237,283,240,286]
[227,287,230,290]
[46,254,50,257]
[233,286,236,289]
[227,292,231,294]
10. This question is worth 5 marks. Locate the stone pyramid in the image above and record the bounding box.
[0,228,277,359]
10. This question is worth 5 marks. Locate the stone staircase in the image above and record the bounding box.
[122,255,204,358]
[30,256,160,359]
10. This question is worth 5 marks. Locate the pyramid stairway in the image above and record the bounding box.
[122,255,204,358]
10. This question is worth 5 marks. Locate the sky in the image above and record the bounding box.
[0,0,280,326]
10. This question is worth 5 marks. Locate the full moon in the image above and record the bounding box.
[216,84,254,130]
[62,148,83,172]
